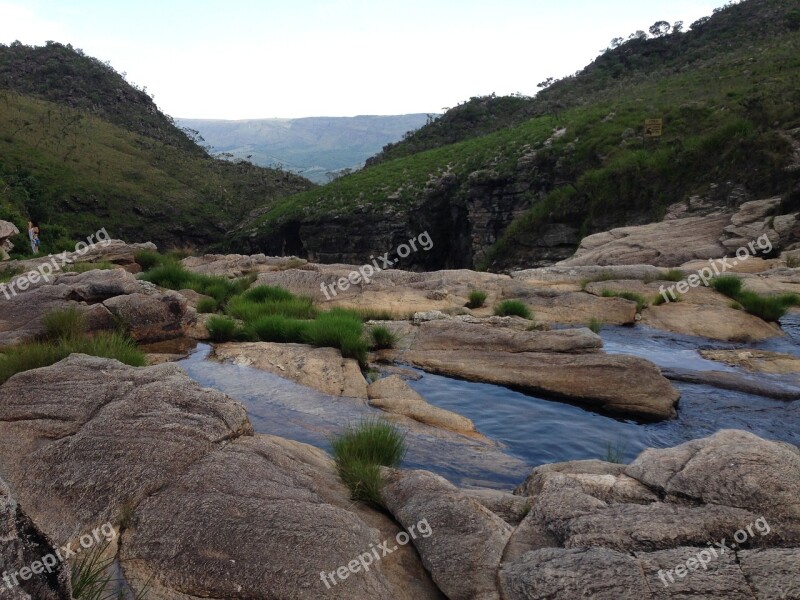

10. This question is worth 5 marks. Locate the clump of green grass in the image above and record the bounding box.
[42,306,86,341]
[588,318,603,333]
[0,266,23,283]
[653,292,683,306]
[248,315,310,343]
[196,297,218,314]
[72,540,149,600]
[206,316,240,342]
[63,261,118,273]
[303,310,368,365]
[494,299,532,319]
[134,249,164,271]
[710,275,799,321]
[140,262,252,304]
[601,289,648,312]
[466,289,488,309]
[736,291,800,322]
[0,331,145,385]
[226,295,316,321]
[370,326,398,350]
[710,275,744,298]
[331,419,407,507]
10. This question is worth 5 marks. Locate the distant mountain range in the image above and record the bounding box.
[176,115,432,183]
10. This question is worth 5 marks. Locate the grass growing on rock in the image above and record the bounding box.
[710,275,744,298]
[196,298,218,313]
[205,286,371,365]
[710,275,800,321]
[466,290,488,309]
[139,261,253,304]
[494,299,532,319]
[331,419,407,507]
[0,307,144,385]
[601,289,648,312]
[370,326,398,350]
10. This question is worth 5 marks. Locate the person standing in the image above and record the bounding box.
[27,221,40,254]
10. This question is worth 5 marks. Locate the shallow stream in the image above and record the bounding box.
[177,317,800,488]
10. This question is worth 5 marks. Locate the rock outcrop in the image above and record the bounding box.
[0,269,194,346]
[0,355,440,600]
[368,375,477,434]
[559,198,799,268]
[381,317,679,420]
[213,342,368,398]
[0,478,72,600]
[376,431,800,600]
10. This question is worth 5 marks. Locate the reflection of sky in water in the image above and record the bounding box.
[179,317,800,487]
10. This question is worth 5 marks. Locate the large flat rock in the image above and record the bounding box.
[392,349,679,420]
[213,341,368,398]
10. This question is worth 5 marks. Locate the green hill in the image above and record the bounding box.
[234,0,800,270]
[0,42,313,255]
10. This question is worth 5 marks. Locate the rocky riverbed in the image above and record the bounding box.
[0,229,799,599]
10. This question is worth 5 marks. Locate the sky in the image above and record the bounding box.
[0,0,723,119]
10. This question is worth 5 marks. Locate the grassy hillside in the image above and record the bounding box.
[237,0,800,270]
[0,43,313,254]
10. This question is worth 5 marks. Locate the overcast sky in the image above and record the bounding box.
[1,0,722,119]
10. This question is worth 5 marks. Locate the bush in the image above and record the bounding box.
[710,275,743,298]
[601,290,648,312]
[662,269,684,282]
[331,419,407,507]
[196,298,218,314]
[206,316,239,342]
[134,249,163,271]
[466,290,488,309]
[73,332,147,367]
[42,307,86,340]
[370,326,397,349]
[494,299,532,319]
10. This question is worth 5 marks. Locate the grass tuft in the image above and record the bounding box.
[133,249,164,271]
[370,326,398,350]
[331,419,407,507]
[710,275,744,298]
[196,297,218,314]
[494,299,532,319]
[0,331,145,385]
[42,306,86,341]
[466,289,488,309]
[710,275,800,321]
[601,289,648,312]
[588,318,603,333]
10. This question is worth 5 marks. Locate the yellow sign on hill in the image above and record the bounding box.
[645,118,663,138]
